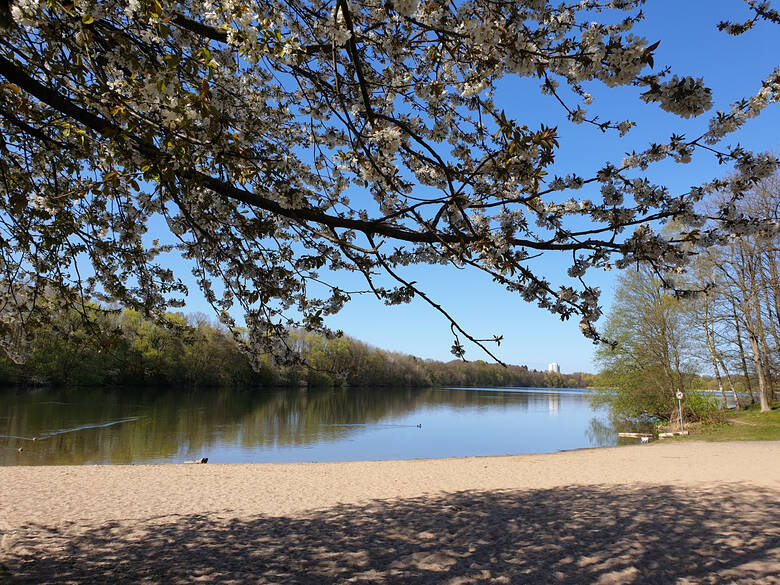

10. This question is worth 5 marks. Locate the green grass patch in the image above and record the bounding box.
[682,402,780,441]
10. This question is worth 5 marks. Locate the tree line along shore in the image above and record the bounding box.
[0,308,594,390]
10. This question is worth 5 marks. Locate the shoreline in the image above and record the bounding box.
[2,441,778,523]
[3,441,779,584]
[0,440,683,468]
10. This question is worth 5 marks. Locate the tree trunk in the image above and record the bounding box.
[732,303,755,404]
[702,294,728,409]
[739,244,772,412]
[747,330,772,412]
[717,354,742,409]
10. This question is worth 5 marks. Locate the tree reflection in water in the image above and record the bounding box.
[1,386,606,465]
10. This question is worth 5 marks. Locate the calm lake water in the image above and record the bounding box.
[0,386,626,465]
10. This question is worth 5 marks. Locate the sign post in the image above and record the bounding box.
[676,390,684,433]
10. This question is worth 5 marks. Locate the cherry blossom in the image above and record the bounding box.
[0,0,778,364]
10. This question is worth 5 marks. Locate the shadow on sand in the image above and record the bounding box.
[4,483,779,584]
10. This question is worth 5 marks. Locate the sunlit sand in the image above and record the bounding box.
[2,441,778,584]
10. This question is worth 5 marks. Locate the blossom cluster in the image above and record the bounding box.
[0,0,778,362]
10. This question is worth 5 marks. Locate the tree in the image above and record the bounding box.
[1,0,779,364]
[594,268,708,421]
[596,175,779,415]
[705,178,780,411]
[686,251,742,410]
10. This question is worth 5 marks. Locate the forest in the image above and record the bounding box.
[0,308,593,390]
[595,175,780,421]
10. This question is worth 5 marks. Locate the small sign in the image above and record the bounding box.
[676,391,684,400]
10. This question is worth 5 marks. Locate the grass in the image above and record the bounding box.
[681,402,780,441]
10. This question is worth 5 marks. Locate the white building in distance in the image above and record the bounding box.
[547,362,560,374]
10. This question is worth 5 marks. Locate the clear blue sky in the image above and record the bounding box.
[181,1,780,373]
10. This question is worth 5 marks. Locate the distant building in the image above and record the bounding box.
[547,362,560,374]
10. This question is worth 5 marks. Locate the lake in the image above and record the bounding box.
[0,386,627,465]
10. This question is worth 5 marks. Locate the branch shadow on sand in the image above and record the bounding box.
[5,483,779,584]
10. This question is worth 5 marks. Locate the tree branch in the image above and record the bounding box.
[0,53,623,255]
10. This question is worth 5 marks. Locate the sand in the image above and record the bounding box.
[1,441,779,584]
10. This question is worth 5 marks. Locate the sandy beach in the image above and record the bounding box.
[2,441,779,584]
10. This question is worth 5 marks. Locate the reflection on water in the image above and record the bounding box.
[548,393,560,416]
[1,386,617,465]
[586,417,616,448]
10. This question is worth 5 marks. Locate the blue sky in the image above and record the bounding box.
[178,1,780,373]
